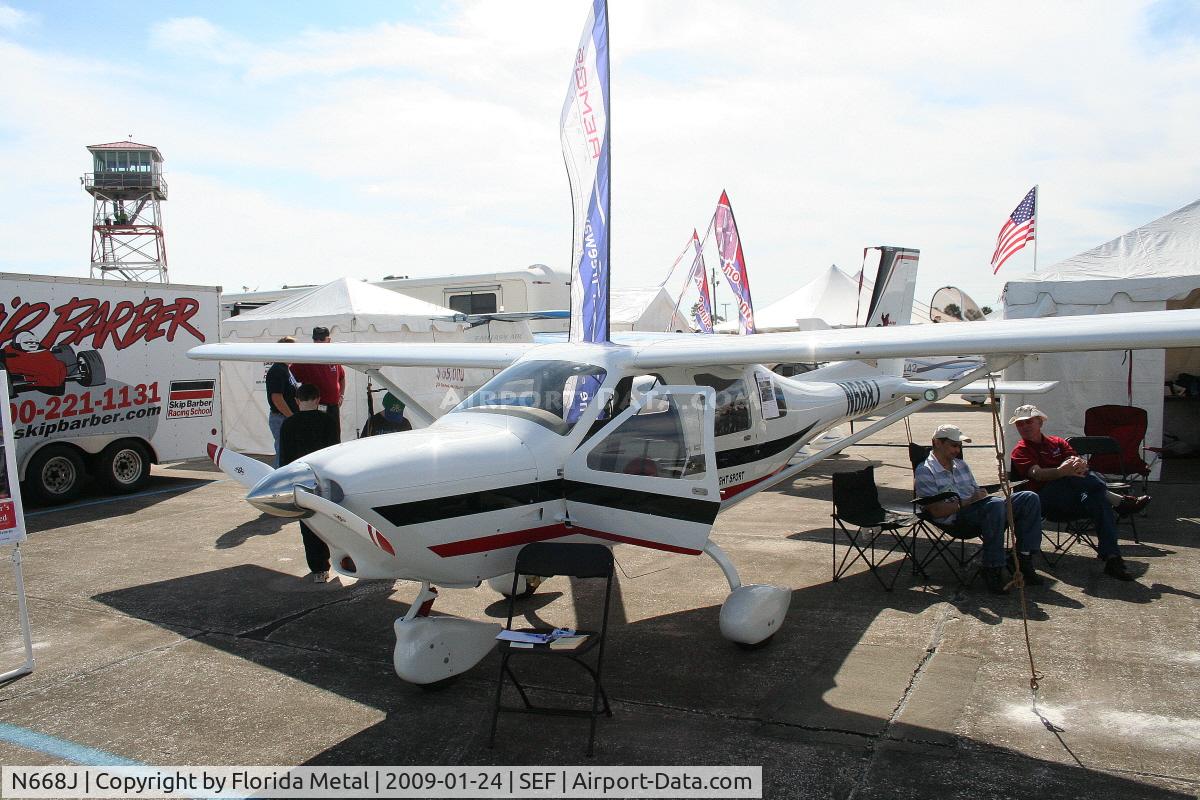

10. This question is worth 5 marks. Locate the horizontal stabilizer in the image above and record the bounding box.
[207,443,273,489]
[901,380,1058,396]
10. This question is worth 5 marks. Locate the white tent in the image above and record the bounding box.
[747,265,866,332]
[220,278,529,455]
[611,287,694,332]
[1002,199,1200,474]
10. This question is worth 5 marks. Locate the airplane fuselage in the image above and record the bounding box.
[264,342,909,587]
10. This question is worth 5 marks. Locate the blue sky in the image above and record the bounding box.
[1,0,1198,315]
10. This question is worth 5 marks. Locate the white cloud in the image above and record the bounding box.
[0,4,28,31]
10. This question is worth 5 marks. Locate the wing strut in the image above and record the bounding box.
[722,358,1015,509]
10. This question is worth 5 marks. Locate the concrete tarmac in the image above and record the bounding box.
[1,402,1197,799]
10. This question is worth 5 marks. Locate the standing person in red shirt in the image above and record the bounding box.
[290,326,346,442]
[1009,405,1149,581]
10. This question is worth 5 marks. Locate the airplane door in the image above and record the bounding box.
[563,386,720,555]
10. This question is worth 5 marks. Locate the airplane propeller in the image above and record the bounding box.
[206,443,273,490]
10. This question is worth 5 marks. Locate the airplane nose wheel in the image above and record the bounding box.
[704,541,790,649]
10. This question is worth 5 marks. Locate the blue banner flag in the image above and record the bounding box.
[561,0,611,344]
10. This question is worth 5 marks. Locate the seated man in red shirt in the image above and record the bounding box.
[1009,405,1149,581]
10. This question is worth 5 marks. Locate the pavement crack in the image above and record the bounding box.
[236,594,364,642]
[846,600,957,800]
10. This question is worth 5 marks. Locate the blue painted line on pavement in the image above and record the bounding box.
[0,722,140,765]
[25,479,230,518]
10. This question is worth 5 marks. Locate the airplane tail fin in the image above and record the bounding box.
[862,246,920,376]
[207,443,273,490]
[863,247,920,328]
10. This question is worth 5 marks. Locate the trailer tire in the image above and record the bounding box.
[96,440,151,494]
[27,445,85,504]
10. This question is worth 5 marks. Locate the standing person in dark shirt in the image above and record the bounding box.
[280,383,339,583]
[265,336,298,467]
[290,326,346,443]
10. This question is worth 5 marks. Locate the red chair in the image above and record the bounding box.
[1083,405,1160,492]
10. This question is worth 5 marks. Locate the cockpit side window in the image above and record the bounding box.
[693,373,751,436]
[453,360,608,434]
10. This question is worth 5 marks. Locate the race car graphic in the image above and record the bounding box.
[1,332,107,397]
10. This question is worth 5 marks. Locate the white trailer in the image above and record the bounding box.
[221,264,571,333]
[0,273,222,504]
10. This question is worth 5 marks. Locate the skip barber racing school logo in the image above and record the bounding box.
[166,379,215,419]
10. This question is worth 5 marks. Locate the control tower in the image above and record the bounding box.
[83,141,169,283]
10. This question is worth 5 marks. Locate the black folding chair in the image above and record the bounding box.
[831,466,917,591]
[488,542,614,757]
[908,443,986,586]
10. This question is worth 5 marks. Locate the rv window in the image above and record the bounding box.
[448,293,498,314]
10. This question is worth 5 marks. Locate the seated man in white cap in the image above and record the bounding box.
[1008,404,1148,582]
[915,423,1045,594]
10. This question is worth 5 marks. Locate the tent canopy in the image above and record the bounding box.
[611,287,693,332]
[1002,198,1200,473]
[716,265,866,333]
[224,277,463,336]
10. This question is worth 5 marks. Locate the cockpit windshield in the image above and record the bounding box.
[452,360,608,435]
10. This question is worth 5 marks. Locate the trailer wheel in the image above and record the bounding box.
[26,445,85,504]
[78,351,106,387]
[96,440,151,494]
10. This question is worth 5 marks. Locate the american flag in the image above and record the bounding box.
[990,187,1037,274]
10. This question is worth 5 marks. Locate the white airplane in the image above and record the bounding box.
[189,296,1200,685]
[188,1,1200,686]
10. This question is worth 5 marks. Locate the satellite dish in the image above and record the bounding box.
[930,286,985,323]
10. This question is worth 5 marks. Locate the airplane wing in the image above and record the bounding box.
[188,341,537,369]
[629,309,1200,369]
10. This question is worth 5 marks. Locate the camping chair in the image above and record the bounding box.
[1068,435,1140,544]
[907,443,987,586]
[1084,404,1159,493]
[1005,455,1111,567]
[488,543,614,757]
[830,466,917,591]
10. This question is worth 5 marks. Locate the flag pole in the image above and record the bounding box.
[1032,184,1039,273]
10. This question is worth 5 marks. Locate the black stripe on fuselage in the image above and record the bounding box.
[714,423,815,470]
[562,480,720,525]
[374,480,561,527]
[372,427,812,527]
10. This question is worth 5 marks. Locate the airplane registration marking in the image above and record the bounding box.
[837,379,881,416]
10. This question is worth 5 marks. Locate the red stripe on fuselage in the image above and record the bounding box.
[719,465,786,501]
[428,523,702,558]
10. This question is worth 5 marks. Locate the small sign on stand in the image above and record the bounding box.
[0,371,34,682]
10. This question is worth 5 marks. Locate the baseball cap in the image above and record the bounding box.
[382,392,405,413]
[1007,404,1047,425]
[932,423,971,443]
